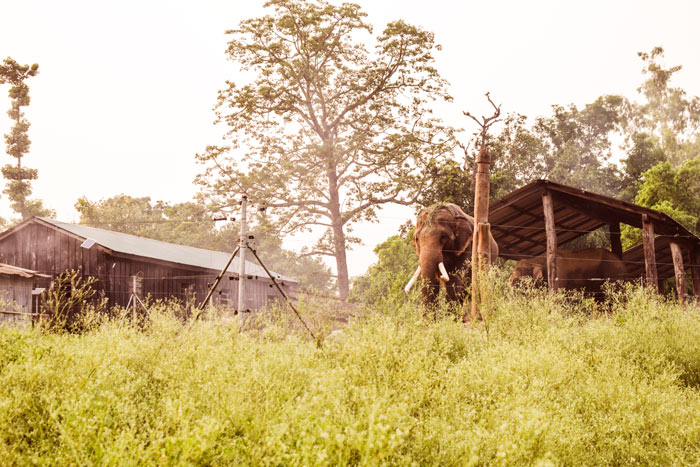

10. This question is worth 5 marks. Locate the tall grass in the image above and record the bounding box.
[2,272,700,465]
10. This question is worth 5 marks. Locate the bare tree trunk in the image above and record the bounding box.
[327,161,350,300]
[332,218,350,300]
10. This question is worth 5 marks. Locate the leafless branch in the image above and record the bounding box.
[463,91,502,149]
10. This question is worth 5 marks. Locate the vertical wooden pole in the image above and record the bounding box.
[238,195,248,321]
[669,241,687,305]
[641,214,658,292]
[470,146,492,321]
[478,223,492,262]
[609,222,623,258]
[541,191,558,291]
[690,248,700,300]
[472,146,491,256]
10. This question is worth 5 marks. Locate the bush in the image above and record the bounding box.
[39,269,108,333]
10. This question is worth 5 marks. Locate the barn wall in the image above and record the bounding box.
[0,223,103,291]
[0,222,299,312]
[106,256,217,308]
[0,276,33,325]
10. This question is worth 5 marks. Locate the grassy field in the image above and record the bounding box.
[2,276,700,465]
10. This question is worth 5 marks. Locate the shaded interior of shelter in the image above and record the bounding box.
[489,180,700,293]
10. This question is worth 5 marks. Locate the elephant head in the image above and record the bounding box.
[509,258,546,287]
[407,203,475,305]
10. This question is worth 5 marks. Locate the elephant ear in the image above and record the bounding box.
[413,210,428,250]
[454,217,474,257]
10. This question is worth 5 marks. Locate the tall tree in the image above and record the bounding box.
[195,0,452,299]
[0,57,50,220]
[631,47,700,166]
[618,132,667,201]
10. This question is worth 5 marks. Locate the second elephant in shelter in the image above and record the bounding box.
[406,203,499,306]
[509,248,628,297]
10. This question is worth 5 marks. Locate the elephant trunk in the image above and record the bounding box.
[418,247,449,304]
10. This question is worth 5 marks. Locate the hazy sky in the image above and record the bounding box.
[1,0,699,277]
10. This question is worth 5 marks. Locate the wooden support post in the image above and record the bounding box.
[641,214,658,292]
[464,94,500,323]
[690,248,700,300]
[669,241,687,305]
[470,146,492,321]
[469,222,493,321]
[541,191,558,291]
[609,222,623,258]
[477,223,492,263]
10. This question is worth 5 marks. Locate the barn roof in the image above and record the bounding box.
[8,218,297,283]
[0,262,49,279]
[488,180,700,280]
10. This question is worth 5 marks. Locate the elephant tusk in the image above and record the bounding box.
[404,266,421,292]
[438,262,450,282]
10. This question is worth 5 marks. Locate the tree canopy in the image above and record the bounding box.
[196,0,452,299]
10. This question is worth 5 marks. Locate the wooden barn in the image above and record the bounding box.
[489,180,700,301]
[0,263,48,325]
[0,217,299,311]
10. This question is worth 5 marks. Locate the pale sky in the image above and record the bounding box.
[1,0,699,277]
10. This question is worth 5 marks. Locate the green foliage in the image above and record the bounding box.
[621,157,700,248]
[619,132,667,201]
[533,95,626,197]
[417,159,474,210]
[349,227,418,306]
[0,57,51,220]
[3,277,700,464]
[196,0,453,299]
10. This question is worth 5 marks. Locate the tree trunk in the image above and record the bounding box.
[332,219,350,301]
[326,159,350,300]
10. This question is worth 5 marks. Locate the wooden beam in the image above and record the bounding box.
[642,214,658,292]
[670,241,687,305]
[609,222,623,258]
[542,191,558,290]
[690,248,700,300]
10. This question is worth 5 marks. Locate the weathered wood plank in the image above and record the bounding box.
[642,214,658,292]
[670,241,687,305]
[542,190,558,290]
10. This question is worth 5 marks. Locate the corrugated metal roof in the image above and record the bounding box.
[38,218,297,283]
[0,263,49,278]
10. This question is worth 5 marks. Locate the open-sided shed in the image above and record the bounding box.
[488,180,700,300]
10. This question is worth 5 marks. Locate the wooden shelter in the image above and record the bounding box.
[489,180,700,300]
[0,263,48,325]
[0,217,299,311]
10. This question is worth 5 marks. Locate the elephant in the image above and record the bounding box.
[509,248,628,297]
[405,203,499,307]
